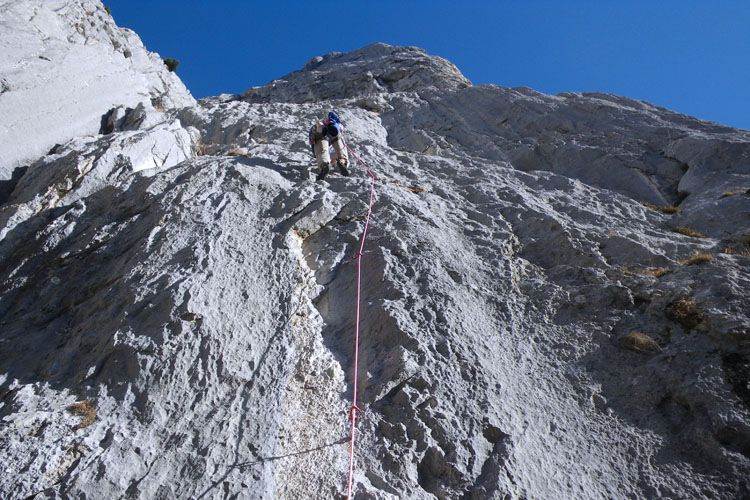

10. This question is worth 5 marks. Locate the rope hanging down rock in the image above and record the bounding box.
[343,141,377,500]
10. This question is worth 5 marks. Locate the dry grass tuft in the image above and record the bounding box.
[682,252,714,265]
[673,227,706,238]
[721,235,750,257]
[68,400,96,430]
[637,267,671,277]
[722,245,750,257]
[193,140,213,156]
[227,149,251,158]
[666,295,706,331]
[621,332,661,353]
[719,189,749,199]
[640,202,682,214]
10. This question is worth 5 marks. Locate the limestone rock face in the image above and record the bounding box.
[377,86,750,209]
[242,43,471,104]
[0,0,195,180]
[1,6,750,500]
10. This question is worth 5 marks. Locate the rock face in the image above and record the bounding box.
[1,4,750,500]
[0,0,195,181]
[242,43,471,104]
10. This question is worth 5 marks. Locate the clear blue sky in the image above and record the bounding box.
[107,1,750,130]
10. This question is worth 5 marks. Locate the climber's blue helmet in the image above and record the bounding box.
[328,111,341,124]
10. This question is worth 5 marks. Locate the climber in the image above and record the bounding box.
[308,111,350,181]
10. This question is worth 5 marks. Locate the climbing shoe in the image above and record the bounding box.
[316,164,330,181]
[339,161,350,177]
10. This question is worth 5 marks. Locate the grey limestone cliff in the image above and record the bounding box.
[1,4,749,500]
[0,0,195,182]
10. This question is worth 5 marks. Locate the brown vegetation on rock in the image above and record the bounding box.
[682,252,714,265]
[68,400,96,430]
[719,189,749,199]
[621,332,661,353]
[674,227,706,238]
[666,296,706,331]
[640,201,682,214]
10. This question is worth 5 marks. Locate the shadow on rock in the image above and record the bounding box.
[0,176,177,408]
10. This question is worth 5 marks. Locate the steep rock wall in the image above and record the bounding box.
[0,11,749,500]
[0,0,195,181]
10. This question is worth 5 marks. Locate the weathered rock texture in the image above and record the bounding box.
[0,0,195,181]
[1,4,750,500]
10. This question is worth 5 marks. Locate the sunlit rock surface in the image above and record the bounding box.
[1,3,749,499]
[0,0,194,181]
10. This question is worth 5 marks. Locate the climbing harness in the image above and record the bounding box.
[343,141,377,500]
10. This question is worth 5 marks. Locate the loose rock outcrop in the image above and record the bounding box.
[1,2,749,499]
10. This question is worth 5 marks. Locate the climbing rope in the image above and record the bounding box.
[334,151,428,195]
[342,142,377,500]
[339,140,426,497]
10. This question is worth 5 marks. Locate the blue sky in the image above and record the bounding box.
[107,1,750,130]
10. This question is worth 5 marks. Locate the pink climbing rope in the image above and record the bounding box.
[344,142,377,500]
